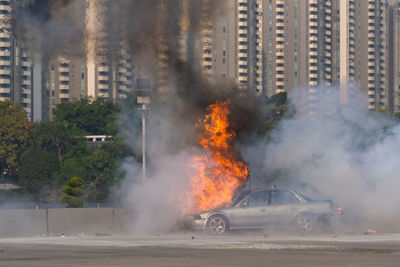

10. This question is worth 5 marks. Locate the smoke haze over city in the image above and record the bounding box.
[2,0,400,235]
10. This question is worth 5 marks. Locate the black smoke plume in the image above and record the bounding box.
[12,0,264,151]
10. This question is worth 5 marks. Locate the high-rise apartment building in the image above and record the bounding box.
[262,0,305,96]
[198,0,263,93]
[262,0,391,112]
[389,0,400,113]
[47,56,86,117]
[343,0,390,111]
[0,0,35,119]
[200,0,398,113]
[84,0,134,100]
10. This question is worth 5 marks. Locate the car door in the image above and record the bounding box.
[232,190,268,228]
[268,190,301,226]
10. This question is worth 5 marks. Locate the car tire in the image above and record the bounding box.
[206,215,229,235]
[293,214,315,233]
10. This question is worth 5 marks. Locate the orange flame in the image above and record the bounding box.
[185,100,249,213]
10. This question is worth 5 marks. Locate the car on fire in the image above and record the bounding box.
[185,187,341,235]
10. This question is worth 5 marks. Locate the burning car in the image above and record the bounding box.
[185,187,340,235]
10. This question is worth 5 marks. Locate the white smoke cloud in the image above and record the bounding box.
[260,86,400,232]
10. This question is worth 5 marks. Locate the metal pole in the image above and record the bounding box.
[142,104,146,184]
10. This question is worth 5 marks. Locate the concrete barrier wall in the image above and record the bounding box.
[0,208,133,237]
[113,208,134,234]
[48,208,114,236]
[0,209,47,237]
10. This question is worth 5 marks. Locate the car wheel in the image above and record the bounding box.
[206,215,229,235]
[294,214,315,233]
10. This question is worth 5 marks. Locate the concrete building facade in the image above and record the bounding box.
[199,0,263,93]
[0,0,35,120]
[389,0,400,113]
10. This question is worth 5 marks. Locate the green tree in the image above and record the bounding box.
[0,101,33,182]
[17,121,84,199]
[54,97,120,135]
[60,177,84,208]
[258,92,294,139]
[35,121,83,166]
[83,143,123,201]
[17,147,59,200]
[17,97,125,202]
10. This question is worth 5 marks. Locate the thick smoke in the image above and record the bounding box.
[12,0,268,233]
[254,87,400,233]
[108,1,263,232]
[11,0,86,60]
[14,1,400,234]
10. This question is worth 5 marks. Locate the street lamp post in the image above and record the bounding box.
[141,104,147,185]
[137,96,151,185]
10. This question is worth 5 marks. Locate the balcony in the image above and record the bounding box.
[276,29,285,35]
[59,76,69,82]
[276,7,284,13]
[59,84,69,90]
[0,69,10,75]
[22,79,31,85]
[0,40,10,48]
[276,81,285,86]
[58,67,69,73]
[59,93,70,99]
[202,61,212,67]
[98,83,109,90]
[22,61,31,67]
[0,78,11,86]
[0,50,10,57]
[97,66,109,72]
[21,98,31,104]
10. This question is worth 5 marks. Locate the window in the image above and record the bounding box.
[270,190,299,205]
[249,191,267,207]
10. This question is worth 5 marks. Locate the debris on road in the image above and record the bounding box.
[364,229,377,235]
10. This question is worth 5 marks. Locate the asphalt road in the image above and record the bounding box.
[1,233,400,266]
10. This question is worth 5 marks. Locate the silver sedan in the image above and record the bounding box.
[185,188,337,234]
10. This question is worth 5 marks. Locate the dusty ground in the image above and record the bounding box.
[1,233,400,266]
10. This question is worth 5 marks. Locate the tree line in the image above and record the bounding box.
[0,97,133,206]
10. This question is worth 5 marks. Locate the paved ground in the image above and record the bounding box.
[1,233,400,266]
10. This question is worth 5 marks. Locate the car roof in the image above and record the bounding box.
[247,186,295,193]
